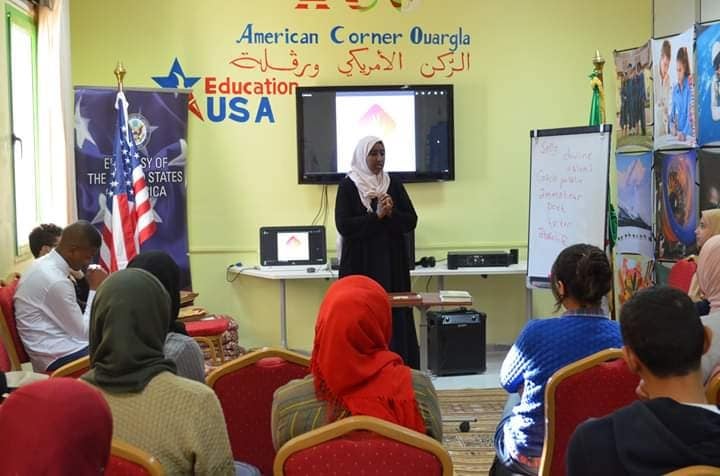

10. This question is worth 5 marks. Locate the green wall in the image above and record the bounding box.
[60,0,651,350]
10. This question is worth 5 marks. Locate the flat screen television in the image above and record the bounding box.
[296,84,455,184]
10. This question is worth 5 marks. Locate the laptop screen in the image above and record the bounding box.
[259,226,327,268]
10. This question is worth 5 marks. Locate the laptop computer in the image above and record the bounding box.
[259,225,327,271]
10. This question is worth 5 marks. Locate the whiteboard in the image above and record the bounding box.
[527,125,612,285]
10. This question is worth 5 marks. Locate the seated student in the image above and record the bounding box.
[127,251,205,382]
[567,287,720,474]
[82,268,259,476]
[697,235,720,382]
[692,209,720,316]
[28,223,62,258]
[491,244,622,476]
[28,222,91,311]
[0,378,113,475]
[14,220,108,372]
[271,275,441,450]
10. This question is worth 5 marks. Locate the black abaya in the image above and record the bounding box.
[335,176,420,368]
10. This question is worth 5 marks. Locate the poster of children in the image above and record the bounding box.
[696,22,720,146]
[655,149,698,259]
[614,42,653,151]
[652,27,696,149]
[699,149,720,210]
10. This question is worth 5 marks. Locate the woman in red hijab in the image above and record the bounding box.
[271,275,441,450]
[0,378,113,475]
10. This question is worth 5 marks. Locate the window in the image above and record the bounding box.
[6,3,38,256]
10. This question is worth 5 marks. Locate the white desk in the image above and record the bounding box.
[229,262,529,353]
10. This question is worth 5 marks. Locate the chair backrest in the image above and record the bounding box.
[0,277,29,370]
[0,329,12,372]
[106,438,164,476]
[706,372,720,405]
[50,355,91,378]
[665,465,720,476]
[540,348,639,476]
[274,415,452,476]
[207,347,311,476]
[667,259,697,294]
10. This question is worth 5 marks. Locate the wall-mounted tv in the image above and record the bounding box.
[296,84,454,184]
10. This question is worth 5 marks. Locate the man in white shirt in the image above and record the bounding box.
[14,221,108,372]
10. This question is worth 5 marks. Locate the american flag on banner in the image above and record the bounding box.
[99,91,156,271]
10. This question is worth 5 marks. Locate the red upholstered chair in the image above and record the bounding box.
[667,258,697,294]
[207,347,310,475]
[273,415,453,476]
[185,317,230,365]
[106,439,164,476]
[50,355,91,378]
[539,348,639,476]
[0,328,12,372]
[0,277,30,371]
[706,372,720,405]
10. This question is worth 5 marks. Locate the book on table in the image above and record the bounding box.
[438,290,471,302]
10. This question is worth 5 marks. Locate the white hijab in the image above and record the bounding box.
[348,136,391,212]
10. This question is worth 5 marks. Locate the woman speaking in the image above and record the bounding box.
[335,136,419,368]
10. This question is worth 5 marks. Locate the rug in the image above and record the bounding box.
[438,388,507,475]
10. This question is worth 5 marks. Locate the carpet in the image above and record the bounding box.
[438,388,507,475]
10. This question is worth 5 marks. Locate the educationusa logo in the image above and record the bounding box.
[294,0,421,12]
[152,58,205,121]
[152,58,278,125]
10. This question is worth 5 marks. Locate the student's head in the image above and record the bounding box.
[698,235,720,312]
[0,379,113,475]
[660,40,671,78]
[83,268,175,393]
[352,136,385,176]
[28,223,62,258]
[676,46,690,81]
[695,209,720,248]
[620,286,709,378]
[56,220,102,271]
[310,275,426,434]
[127,251,183,333]
[550,244,612,311]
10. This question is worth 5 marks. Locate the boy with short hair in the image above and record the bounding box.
[567,286,720,475]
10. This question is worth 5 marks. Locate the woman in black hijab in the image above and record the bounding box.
[82,268,243,475]
[127,251,205,382]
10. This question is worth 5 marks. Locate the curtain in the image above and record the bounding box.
[37,0,74,225]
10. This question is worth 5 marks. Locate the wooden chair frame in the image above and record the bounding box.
[206,347,310,386]
[539,348,625,476]
[50,355,91,378]
[110,438,164,476]
[706,372,720,404]
[273,415,453,476]
[665,465,720,475]
[193,335,224,366]
[0,277,24,371]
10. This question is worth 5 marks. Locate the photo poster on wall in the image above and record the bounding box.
[614,42,653,152]
[615,151,654,257]
[654,149,699,260]
[652,27,696,149]
[615,253,654,310]
[696,22,720,146]
[699,149,720,210]
[526,125,611,287]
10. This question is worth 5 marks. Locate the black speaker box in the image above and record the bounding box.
[427,308,486,376]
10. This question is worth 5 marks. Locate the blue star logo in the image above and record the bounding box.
[152,58,200,89]
[152,58,204,121]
